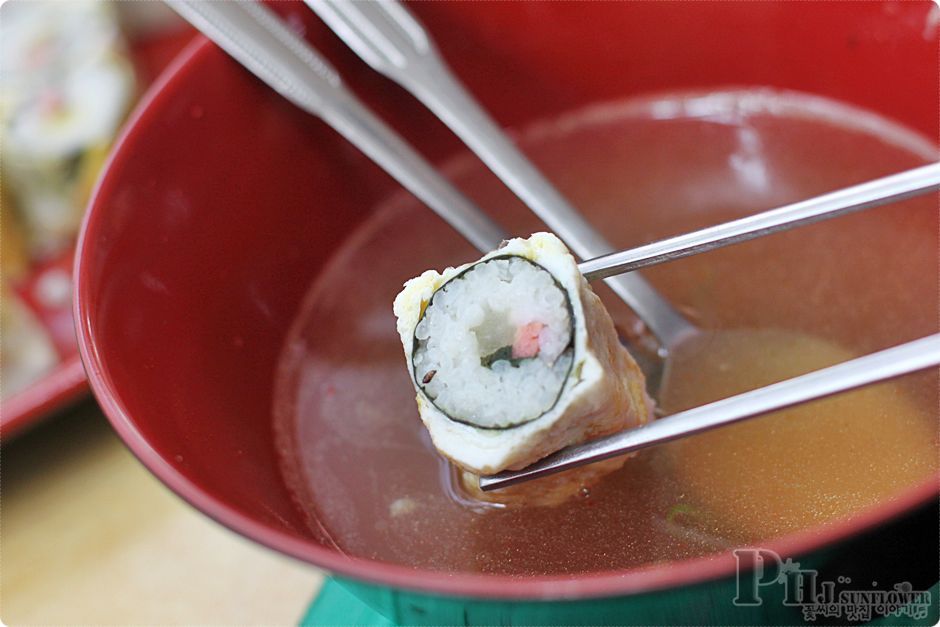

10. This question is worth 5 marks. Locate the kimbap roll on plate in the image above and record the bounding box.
[0,0,136,258]
[394,232,652,505]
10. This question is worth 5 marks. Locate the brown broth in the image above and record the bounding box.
[273,90,938,575]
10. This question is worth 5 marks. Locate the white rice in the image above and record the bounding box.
[412,256,573,429]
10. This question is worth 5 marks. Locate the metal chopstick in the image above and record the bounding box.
[168,3,940,490]
[577,162,940,281]
[170,2,938,297]
[480,334,940,490]
[305,0,695,348]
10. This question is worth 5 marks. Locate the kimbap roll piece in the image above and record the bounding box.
[1,0,135,258]
[393,233,652,503]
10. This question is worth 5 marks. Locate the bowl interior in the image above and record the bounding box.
[77,1,939,598]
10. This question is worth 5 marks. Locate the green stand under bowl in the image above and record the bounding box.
[301,578,939,626]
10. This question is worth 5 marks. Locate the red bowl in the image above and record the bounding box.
[76,1,938,603]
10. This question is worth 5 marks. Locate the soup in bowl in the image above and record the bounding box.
[76,2,938,623]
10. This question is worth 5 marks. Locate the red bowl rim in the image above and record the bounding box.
[74,35,940,601]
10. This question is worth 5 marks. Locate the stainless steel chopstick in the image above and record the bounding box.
[479,334,940,491]
[305,0,695,348]
[166,0,505,253]
[171,2,938,335]
[170,2,940,492]
[576,162,940,281]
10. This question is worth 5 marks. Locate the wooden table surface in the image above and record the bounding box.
[2,401,324,625]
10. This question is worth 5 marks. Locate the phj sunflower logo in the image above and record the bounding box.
[733,548,932,622]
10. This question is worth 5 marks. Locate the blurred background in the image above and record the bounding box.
[1,1,322,623]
